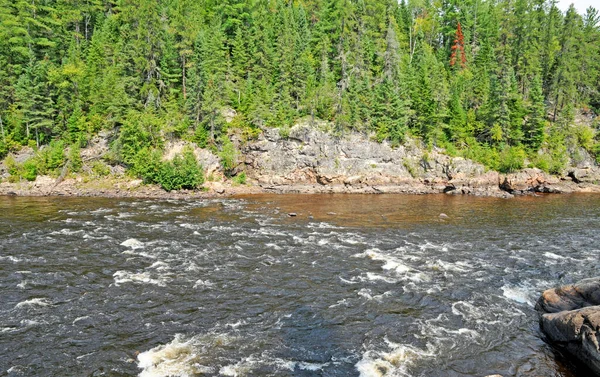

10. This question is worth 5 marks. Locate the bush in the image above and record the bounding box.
[6,156,38,182]
[22,159,38,181]
[533,153,552,173]
[232,172,246,185]
[129,146,204,191]
[115,110,162,165]
[194,125,209,148]
[0,139,7,160]
[157,147,204,191]
[130,147,163,183]
[91,161,111,177]
[462,143,500,171]
[46,140,66,170]
[218,135,237,174]
[498,146,526,173]
[574,124,595,151]
[68,144,83,173]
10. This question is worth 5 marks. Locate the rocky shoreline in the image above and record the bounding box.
[1,123,600,199]
[1,170,599,199]
[536,278,600,376]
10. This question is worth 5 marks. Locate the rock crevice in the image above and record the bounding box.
[242,124,600,197]
[536,278,600,375]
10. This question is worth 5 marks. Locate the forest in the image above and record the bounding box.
[0,0,599,185]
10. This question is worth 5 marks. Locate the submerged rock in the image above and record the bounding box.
[536,277,600,375]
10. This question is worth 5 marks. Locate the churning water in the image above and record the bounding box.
[1,194,599,377]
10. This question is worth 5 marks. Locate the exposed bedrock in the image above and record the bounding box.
[241,123,600,197]
[535,277,600,375]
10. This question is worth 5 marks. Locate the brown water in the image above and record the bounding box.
[1,194,599,377]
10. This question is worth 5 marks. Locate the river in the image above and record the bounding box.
[1,194,599,377]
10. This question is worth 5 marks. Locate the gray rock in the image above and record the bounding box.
[536,277,600,375]
[240,122,600,196]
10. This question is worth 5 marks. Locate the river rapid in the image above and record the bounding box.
[1,194,599,377]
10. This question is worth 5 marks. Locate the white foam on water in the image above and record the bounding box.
[358,288,392,302]
[20,319,42,327]
[1,327,17,333]
[416,315,480,349]
[149,261,170,271]
[329,298,349,308]
[138,333,238,377]
[501,284,534,306]
[121,238,145,249]
[15,298,52,309]
[318,238,330,245]
[339,276,364,284]
[113,271,168,287]
[544,252,565,260]
[137,334,213,377]
[356,338,433,377]
[357,249,411,274]
[49,228,85,236]
[0,255,22,263]
[428,260,470,273]
[73,316,90,325]
[418,242,449,252]
[219,356,261,376]
[366,273,398,284]
[225,320,246,329]
[451,301,484,321]
[265,243,282,250]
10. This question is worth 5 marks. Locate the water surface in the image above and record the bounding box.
[1,194,599,377]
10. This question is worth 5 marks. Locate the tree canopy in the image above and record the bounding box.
[0,0,599,173]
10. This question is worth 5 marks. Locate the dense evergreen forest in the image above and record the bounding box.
[0,0,599,183]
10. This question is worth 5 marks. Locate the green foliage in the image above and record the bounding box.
[129,146,204,191]
[498,146,526,173]
[573,124,596,151]
[218,135,238,174]
[68,144,83,173]
[6,155,38,182]
[0,0,599,177]
[157,147,204,191]
[232,172,246,185]
[21,159,38,181]
[0,139,7,160]
[91,161,111,177]
[115,111,163,166]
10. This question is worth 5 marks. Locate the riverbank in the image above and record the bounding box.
[2,123,600,199]
[1,169,599,199]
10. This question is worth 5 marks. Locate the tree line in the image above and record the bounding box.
[0,0,599,177]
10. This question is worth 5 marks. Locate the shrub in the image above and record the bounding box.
[157,147,204,191]
[218,135,237,174]
[130,147,162,183]
[232,172,246,185]
[22,159,38,181]
[533,153,552,173]
[47,140,66,170]
[574,124,595,152]
[91,161,111,177]
[498,146,526,173]
[194,125,209,148]
[129,146,204,191]
[0,140,7,160]
[68,144,83,173]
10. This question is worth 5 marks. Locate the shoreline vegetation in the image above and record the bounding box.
[2,122,599,199]
[1,0,600,198]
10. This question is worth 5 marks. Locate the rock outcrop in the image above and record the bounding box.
[535,278,600,375]
[241,123,600,197]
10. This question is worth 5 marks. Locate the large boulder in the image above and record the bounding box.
[535,277,600,375]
